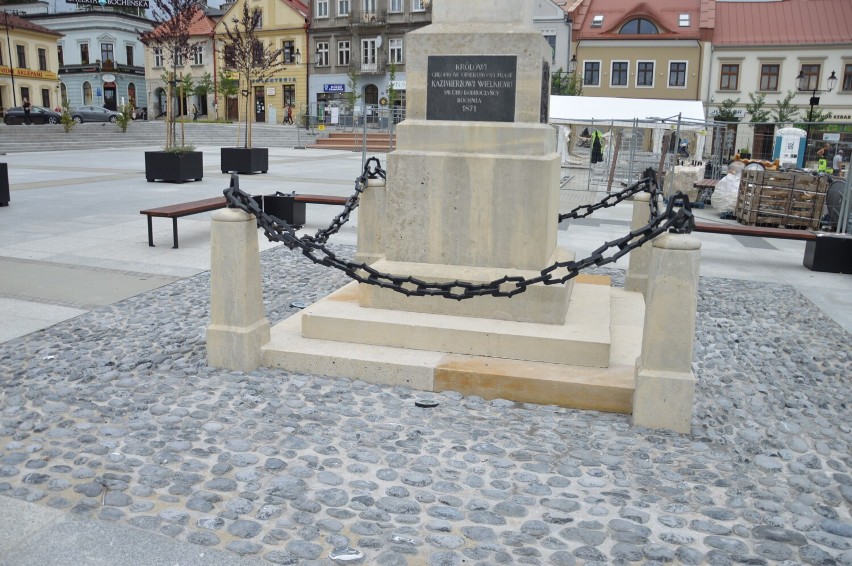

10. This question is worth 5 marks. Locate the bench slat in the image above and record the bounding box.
[292,194,348,205]
[693,221,817,241]
[140,196,228,218]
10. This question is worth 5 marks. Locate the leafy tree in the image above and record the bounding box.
[714,98,740,123]
[745,92,770,124]
[551,68,583,96]
[216,70,239,121]
[194,72,213,114]
[115,102,134,133]
[772,91,801,124]
[60,100,75,134]
[345,67,361,113]
[221,4,287,147]
[142,0,197,150]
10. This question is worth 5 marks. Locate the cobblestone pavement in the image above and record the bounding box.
[1,244,850,565]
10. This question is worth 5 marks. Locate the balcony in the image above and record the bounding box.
[349,9,387,27]
[351,56,385,75]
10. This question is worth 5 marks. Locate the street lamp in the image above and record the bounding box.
[552,54,578,95]
[796,68,837,151]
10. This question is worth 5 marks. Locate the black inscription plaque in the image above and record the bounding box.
[540,61,550,124]
[426,55,517,122]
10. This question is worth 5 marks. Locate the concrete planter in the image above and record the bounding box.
[221,147,268,174]
[144,151,203,183]
[0,163,9,206]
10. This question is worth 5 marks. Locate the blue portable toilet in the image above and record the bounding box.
[773,127,807,168]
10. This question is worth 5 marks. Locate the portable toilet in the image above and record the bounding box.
[773,127,807,168]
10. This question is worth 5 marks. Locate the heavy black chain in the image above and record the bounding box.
[224,159,694,300]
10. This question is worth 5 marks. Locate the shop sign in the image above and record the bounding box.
[390,80,406,90]
[67,0,150,7]
[267,87,275,96]
[102,74,116,83]
[0,66,58,80]
[324,84,345,93]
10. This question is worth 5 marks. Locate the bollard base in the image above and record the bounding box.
[632,360,695,433]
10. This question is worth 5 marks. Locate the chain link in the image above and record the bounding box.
[224,159,694,300]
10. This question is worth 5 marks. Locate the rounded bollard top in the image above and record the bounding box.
[633,192,652,202]
[653,232,701,250]
[212,207,253,222]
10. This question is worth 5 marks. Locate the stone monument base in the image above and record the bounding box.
[262,276,645,413]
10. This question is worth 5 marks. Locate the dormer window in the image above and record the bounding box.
[619,18,659,34]
[679,14,690,27]
[591,15,604,28]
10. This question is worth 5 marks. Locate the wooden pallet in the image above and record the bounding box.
[735,171,829,229]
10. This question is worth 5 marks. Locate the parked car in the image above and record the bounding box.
[3,106,61,125]
[71,105,122,124]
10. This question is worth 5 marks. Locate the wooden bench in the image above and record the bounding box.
[140,194,349,248]
[692,221,817,241]
[141,197,227,248]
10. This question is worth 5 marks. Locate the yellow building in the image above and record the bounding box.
[214,0,309,124]
[1,11,63,115]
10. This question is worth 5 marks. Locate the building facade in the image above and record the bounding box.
[214,0,310,124]
[26,10,152,111]
[144,6,221,120]
[570,0,707,101]
[533,0,573,76]
[0,10,63,115]
[308,0,431,120]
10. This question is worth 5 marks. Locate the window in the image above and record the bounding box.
[255,12,262,29]
[175,51,185,67]
[591,15,603,27]
[619,18,658,34]
[583,61,600,86]
[38,48,47,71]
[20,87,30,105]
[412,0,426,11]
[389,38,402,65]
[60,83,67,105]
[637,61,654,87]
[101,43,114,63]
[191,45,203,65]
[363,0,375,13]
[128,82,136,107]
[843,63,852,92]
[669,61,686,87]
[317,0,328,17]
[57,45,63,66]
[16,45,26,68]
[361,38,376,72]
[611,61,628,86]
[337,40,350,66]
[544,35,556,64]
[153,47,163,68]
[799,64,820,91]
[679,14,690,27]
[283,40,295,64]
[252,41,263,65]
[126,45,134,67]
[283,85,295,106]
[223,45,235,68]
[720,63,739,91]
[80,43,89,65]
[0,46,3,65]
[759,64,779,91]
[338,0,349,15]
[41,88,50,107]
[82,81,92,105]
[389,0,402,12]
[316,41,329,66]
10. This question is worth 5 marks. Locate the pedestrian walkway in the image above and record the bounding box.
[0,147,850,565]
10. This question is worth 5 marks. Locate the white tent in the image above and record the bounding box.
[549,95,707,129]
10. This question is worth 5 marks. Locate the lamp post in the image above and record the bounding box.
[796,68,837,156]
[3,10,17,107]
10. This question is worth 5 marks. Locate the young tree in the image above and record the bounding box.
[773,91,801,124]
[551,68,583,96]
[221,4,287,148]
[194,72,214,117]
[714,98,741,123]
[142,0,197,150]
[216,70,239,122]
[745,92,771,124]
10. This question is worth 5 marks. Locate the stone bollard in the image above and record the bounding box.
[625,192,652,296]
[633,232,701,433]
[354,177,386,266]
[206,207,270,372]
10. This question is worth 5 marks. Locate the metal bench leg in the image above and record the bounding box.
[172,218,179,249]
[147,215,155,247]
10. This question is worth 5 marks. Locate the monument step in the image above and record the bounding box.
[301,281,612,367]
[261,281,642,413]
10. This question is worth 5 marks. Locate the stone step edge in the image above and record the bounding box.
[261,315,634,413]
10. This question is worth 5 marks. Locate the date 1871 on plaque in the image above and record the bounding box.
[426,55,517,122]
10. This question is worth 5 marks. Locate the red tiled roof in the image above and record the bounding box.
[186,7,216,36]
[0,11,63,37]
[713,0,852,46]
[574,0,702,40]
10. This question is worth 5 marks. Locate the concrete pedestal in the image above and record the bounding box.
[633,233,701,433]
[206,208,270,372]
[625,192,653,295]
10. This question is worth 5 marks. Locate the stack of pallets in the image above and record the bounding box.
[735,170,830,229]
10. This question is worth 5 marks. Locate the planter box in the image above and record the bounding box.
[256,193,305,228]
[0,163,9,206]
[221,147,268,174]
[145,151,203,183]
[803,233,852,274]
